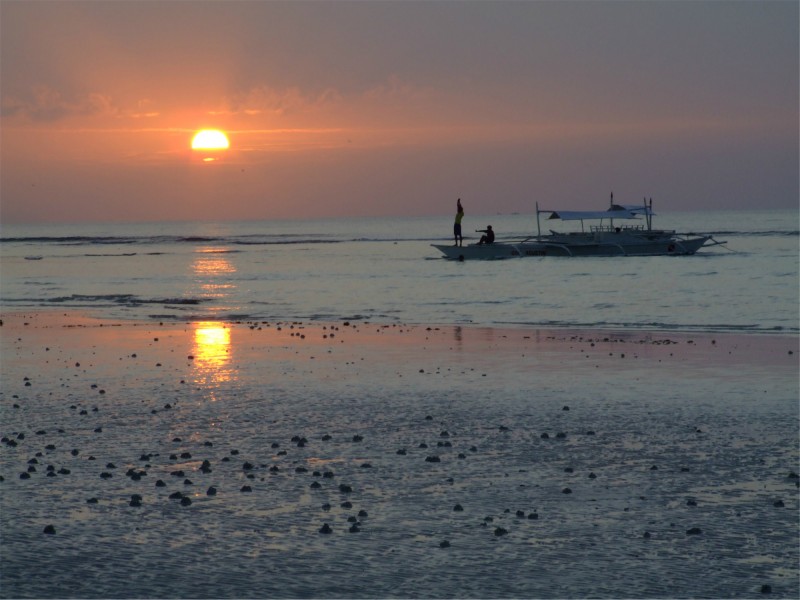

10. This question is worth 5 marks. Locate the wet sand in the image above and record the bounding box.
[1,311,798,599]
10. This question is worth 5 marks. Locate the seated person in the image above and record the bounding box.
[477,225,495,245]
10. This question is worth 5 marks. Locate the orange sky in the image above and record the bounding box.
[1,1,797,223]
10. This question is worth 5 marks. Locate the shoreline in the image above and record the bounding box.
[2,309,797,373]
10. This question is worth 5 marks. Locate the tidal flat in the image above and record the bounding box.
[1,312,798,599]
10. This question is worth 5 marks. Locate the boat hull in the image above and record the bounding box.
[431,244,525,260]
[432,236,711,260]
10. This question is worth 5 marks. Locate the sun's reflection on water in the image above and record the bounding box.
[192,321,234,393]
[188,246,239,396]
[192,248,236,306]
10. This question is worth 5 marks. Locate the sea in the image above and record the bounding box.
[2,209,798,334]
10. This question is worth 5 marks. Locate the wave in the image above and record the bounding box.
[3,294,209,306]
[3,228,796,248]
[699,230,800,237]
[0,234,347,246]
[499,319,798,335]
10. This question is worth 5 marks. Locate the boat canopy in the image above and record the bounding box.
[545,203,655,221]
[546,209,640,221]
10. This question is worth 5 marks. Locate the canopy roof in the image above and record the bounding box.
[547,210,638,221]
[545,204,654,221]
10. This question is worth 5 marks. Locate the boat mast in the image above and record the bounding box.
[535,202,541,238]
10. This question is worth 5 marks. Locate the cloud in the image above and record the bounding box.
[0,85,134,122]
[0,85,166,124]
[213,85,342,119]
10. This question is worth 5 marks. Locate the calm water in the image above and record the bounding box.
[1,209,798,333]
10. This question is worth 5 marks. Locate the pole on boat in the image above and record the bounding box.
[536,202,541,238]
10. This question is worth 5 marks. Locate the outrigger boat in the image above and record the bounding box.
[432,196,722,260]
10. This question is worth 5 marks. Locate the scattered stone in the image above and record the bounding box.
[562,487,572,494]
[319,523,333,534]
[686,527,702,535]
[439,540,450,548]
[43,525,56,535]
[761,584,772,594]
[494,527,509,537]
[453,504,464,512]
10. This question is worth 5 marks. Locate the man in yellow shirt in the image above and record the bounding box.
[453,198,464,246]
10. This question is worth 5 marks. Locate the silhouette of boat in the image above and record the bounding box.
[432,195,722,260]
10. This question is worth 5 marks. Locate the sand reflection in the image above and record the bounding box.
[192,321,234,392]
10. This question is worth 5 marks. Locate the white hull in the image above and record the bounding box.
[432,234,712,260]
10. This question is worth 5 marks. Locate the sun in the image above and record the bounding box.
[191,129,229,151]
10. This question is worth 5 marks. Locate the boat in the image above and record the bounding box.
[432,196,722,260]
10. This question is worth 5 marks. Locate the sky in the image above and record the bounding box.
[1,0,797,224]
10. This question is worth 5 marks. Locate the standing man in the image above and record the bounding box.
[454,198,464,246]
